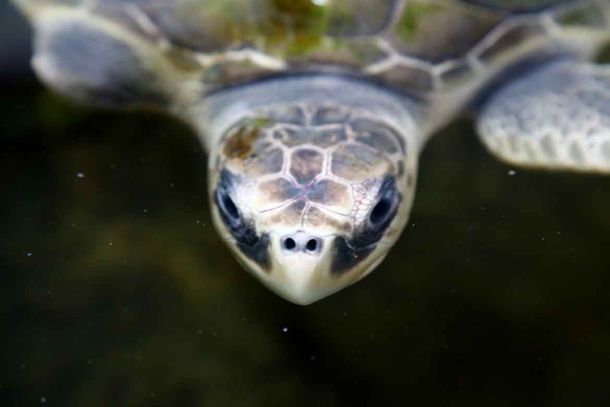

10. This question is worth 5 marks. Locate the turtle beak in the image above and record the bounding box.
[229,230,387,305]
[272,254,324,305]
[259,233,339,305]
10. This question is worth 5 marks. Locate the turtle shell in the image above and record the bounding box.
[19,0,605,94]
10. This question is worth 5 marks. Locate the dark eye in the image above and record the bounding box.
[216,188,242,228]
[220,192,239,220]
[368,182,398,227]
[370,196,392,224]
[347,177,401,251]
[214,169,261,248]
[216,191,241,228]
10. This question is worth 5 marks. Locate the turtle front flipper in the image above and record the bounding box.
[477,60,610,173]
[18,5,195,109]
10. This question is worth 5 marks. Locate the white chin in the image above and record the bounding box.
[256,248,387,306]
[263,252,337,305]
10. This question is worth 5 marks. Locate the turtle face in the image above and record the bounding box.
[209,104,416,304]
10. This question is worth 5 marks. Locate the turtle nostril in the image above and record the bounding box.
[284,238,296,251]
[306,239,318,252]
[281,233,322,253]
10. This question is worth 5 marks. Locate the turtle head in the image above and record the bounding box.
[208,102,418,305]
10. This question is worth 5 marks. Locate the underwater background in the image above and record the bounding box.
[2,2,610,406]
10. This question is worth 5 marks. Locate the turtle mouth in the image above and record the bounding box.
[236,233,272,271]
[220,226,394,305]
[330,236,378,275]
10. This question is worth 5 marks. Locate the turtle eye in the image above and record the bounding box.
[215,169,244,227]
[220,192,239,220]
[368,179,398,227]
[217,190,241,224]
[215,185,261,248]
[370,195,393,225]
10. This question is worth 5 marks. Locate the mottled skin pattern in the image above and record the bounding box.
[11,0,610,303]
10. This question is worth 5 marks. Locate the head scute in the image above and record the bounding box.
[214,103,408,229]
[208,100,416,304]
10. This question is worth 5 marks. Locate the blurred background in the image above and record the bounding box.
[2,2,610,406]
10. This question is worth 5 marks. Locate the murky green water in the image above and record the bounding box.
[3,1,610,403]
[2,78,610,406]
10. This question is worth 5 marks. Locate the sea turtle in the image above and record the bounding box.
[12,0,610,304]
